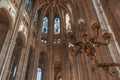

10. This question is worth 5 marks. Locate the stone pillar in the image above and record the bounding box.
[74,0,100,80]
[74,1,86,80]
[46,6,54,80]
[20,24,35,80]
[14,8,37,80]
[0,33,18,80]
[31,44,40,80]
[0,28,14,70]
[15,46,26,80]
[92,0,120,79]
[60,15,71,80]
[19,44,31,80]
[29,10,45,80]
[0,0,26,80]
[99,0,120,45]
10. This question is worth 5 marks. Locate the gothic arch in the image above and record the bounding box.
[0,8,13,52]
[0,8,13,27]
[33,0,73,24]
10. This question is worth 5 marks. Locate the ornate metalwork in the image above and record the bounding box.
[67,20,120,77]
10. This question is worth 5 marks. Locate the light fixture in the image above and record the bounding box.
[67,20,120,77]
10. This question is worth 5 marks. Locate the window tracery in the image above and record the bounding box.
[42,17,48,33]
[25,0,32,16]
[54,18,60,34]
[37,68,42,80]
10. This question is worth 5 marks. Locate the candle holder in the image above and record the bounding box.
[67,21,120,77]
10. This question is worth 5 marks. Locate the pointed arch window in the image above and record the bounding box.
[42,17,48,33]
[9,59,19,79]
[25,0,32,15]
[54,18,60,34]
[65,14,72,33]
[34,11,39,27]
[37,68,42,80]
[12,65,17,77]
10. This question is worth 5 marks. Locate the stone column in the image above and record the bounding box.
[74,1,86,80]
[0,33,18,80]
[92,0,120,79]
[14,7,38,80]
[72,0,96,80]
[15,46,26,80]
[60,15,71,80]
[0,28,13,71]
[46,6,54,80]
[99,0,120,45]
[0,0,26,80]
[29,28,40,80]
[30,43,40,80]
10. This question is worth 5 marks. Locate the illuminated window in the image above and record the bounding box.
[9,64,18,80]
[66,14,72,33]
[13,65,17,77]
[25,0,32,15]
[54,18,60,34]
[34,11,39,27]
[42,17,48,33]
[37,68,42,80]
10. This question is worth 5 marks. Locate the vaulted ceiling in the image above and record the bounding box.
[34,0,73,19]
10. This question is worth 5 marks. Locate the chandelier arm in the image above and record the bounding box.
[93,29,100,39]
[93,41,110,47]
[67,20,120,77]
[96,63,120,77]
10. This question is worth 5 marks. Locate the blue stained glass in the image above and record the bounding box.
[13,65,17,77]
[25,0,32,14]
[37,68,42,80]
[42,17,48,33]
[43,28,47,32]
[54,18,60,34]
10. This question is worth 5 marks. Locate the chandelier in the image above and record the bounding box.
[67,20,120,77]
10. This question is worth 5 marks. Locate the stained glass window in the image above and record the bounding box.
[37,68,42,80]
[25,0,32,15]
[66,14,72,33]
[34,11,39,27]
[54,18,60,34]
[13,65,17,77]
[42,17,48,33]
